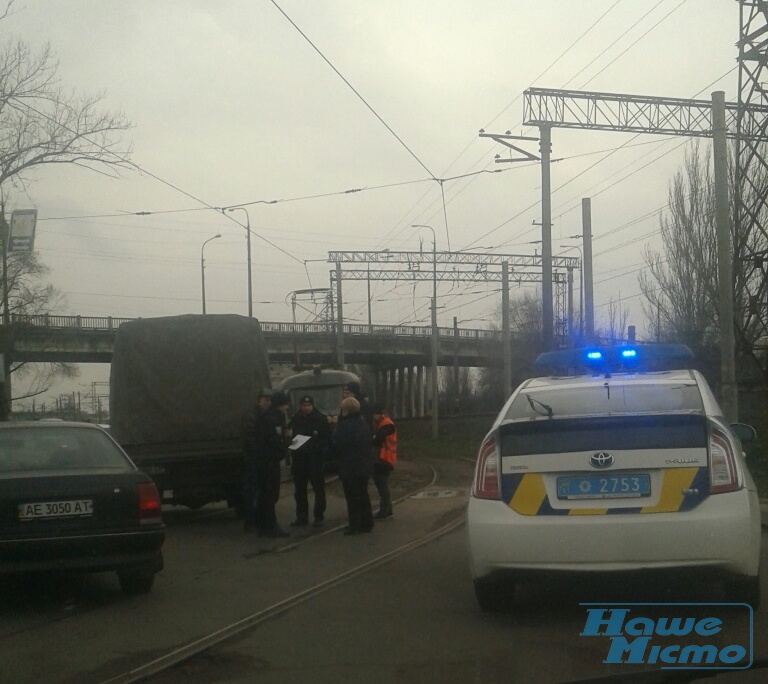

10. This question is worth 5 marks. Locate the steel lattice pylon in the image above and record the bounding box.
[737,1,768,357]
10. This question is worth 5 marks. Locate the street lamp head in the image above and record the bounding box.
[213,233,221,239]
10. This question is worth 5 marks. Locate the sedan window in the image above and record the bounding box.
[0,428,131,472]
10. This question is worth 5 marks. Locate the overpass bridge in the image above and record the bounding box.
[8,314,508,369]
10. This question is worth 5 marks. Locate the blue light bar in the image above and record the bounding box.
[534,344,693,372]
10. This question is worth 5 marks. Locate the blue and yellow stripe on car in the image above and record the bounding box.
[502,468,708,516]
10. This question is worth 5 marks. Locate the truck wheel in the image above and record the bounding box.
[118,569,155,596]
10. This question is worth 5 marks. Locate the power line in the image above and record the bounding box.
[269,0,436,180]
[577,0,691,90]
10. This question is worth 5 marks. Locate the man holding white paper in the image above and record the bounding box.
[287,395,330,528]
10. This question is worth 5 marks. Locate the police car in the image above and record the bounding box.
[466,344,762,610]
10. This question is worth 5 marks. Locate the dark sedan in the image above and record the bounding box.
[0,422,165,595]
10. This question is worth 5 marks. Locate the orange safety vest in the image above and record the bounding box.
[374,415,397,466]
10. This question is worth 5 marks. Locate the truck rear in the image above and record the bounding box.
[109,314,271,511]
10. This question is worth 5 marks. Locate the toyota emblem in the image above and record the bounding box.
[590,452,614,469]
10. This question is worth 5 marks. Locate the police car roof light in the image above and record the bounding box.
[534,343,693,372]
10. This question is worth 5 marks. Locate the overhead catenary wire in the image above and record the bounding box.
[269,0,436,181]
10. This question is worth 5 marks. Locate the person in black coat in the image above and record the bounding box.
[332,396,374,535]
[252,390,291,538]
[342,381,373,429]
[287,395,330,527]
[241,388,272,531]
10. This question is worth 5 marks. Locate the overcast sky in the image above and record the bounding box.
[3,0,740,407]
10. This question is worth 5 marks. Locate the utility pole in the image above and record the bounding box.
[502,261,512,397]
[539,126,554,351]
[582,199,595,343]
[335,262,345,369]
[713,91,738,422]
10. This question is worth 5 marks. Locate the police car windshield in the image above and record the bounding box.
[505,383,704,421]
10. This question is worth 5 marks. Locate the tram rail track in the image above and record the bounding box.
[0,460,471,684]
[98,464,455,684]
[102,521,465,684]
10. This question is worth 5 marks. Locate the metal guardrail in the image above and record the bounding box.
[11,314,503,341]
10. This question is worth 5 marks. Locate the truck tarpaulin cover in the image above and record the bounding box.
[109,314,271,447]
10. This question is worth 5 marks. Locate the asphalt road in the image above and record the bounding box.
[1,456,766,684]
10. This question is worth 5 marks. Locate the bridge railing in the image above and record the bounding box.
[11,314,502,341]
[11,314,137,330]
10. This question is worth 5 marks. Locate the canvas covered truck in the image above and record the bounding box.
[109,314,271,512]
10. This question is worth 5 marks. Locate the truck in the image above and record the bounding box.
[109,314,271,512]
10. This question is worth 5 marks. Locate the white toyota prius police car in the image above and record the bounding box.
[466,345,762,610]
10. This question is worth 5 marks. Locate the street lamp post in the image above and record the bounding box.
[201,234,222,314]
[411,224,438,439]
[227,207,253,317]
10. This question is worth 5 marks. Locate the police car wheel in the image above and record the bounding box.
[723,575,760,609]
[473,577,515,612]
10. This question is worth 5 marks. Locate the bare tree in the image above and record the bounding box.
[0,9,132,416]
[639,141,768,383]
[478,290,543,408]
[596,297,630,345]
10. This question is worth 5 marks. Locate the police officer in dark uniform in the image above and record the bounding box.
[254,390,291,538]
[288,395,330,528]
[242,388,271,531]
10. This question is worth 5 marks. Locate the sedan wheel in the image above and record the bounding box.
[118,569,156,596]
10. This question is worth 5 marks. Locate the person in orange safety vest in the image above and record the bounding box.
[371,405,397,519]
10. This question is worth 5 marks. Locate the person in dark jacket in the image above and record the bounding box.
[371,404,397,520]
[241,388,272,531]
[287,395,330,528]
[341,381,373,428]
[253,390,291,538]
[332,396,374,535]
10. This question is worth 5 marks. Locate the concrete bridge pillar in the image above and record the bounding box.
[407,366,416,418]
[388,368,397,418]
[426,365,435,419]
[397,367,406,419]
[374,368,385,407]
[417,365,425,418]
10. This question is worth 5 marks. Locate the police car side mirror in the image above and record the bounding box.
[730,422,756,445]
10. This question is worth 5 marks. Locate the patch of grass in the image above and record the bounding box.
[396,414,494,462]
[736,390,768,499]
